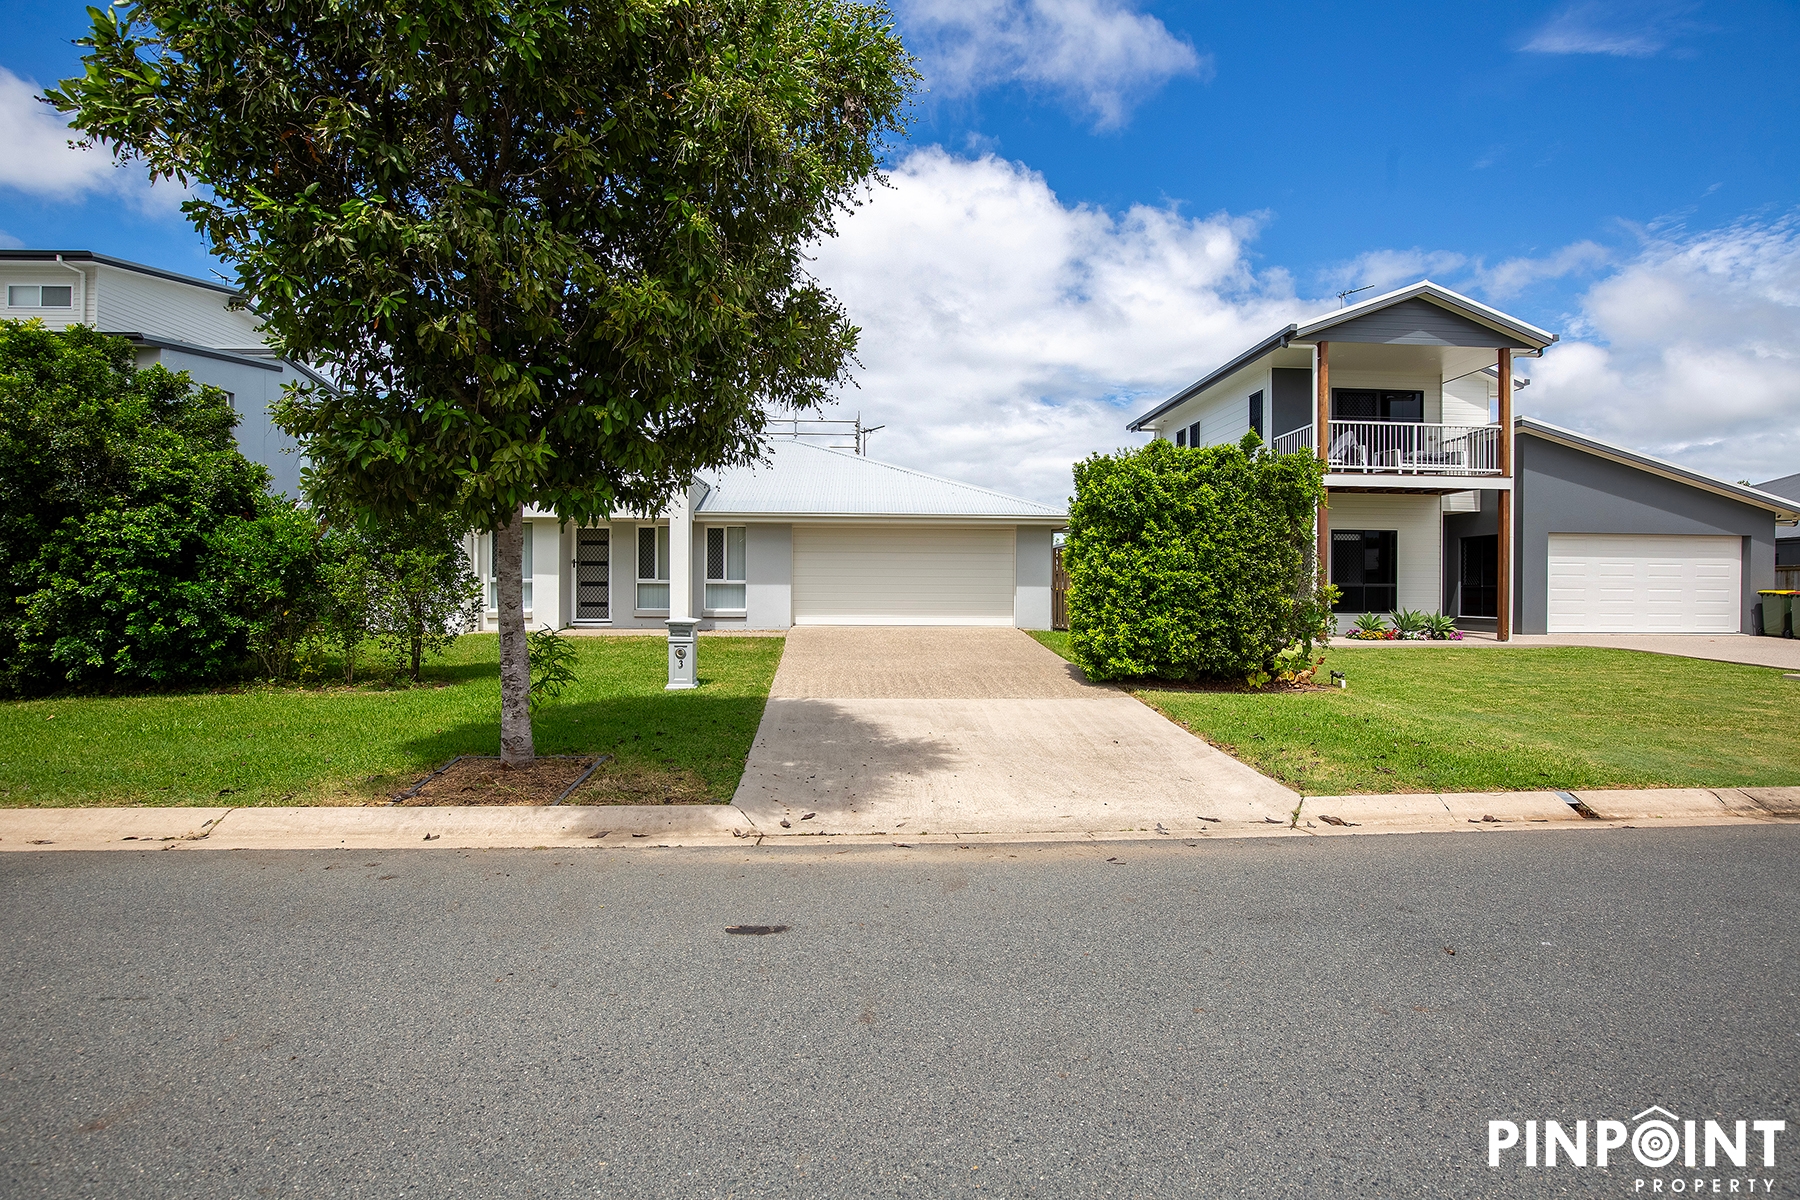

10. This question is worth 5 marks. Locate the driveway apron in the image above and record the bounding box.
[731,627,1298,837]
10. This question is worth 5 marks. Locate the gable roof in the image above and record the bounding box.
[696,439,1065,521]
[0,249,239,297]
[1518,417,1800,520]
[1127,280,1557,432]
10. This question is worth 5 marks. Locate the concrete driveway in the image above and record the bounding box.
[731,627,1298,837]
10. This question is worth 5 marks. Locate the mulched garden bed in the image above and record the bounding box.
[393,755,604,806]
[390,754,719,806]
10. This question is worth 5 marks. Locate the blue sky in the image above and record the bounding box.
[2,0,1797,500]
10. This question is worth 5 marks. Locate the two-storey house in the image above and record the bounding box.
[1128,281,1797,637]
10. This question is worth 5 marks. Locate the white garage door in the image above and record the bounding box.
[792,524,1015,625]
[1547,534,1741,633]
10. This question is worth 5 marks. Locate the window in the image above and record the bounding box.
[1331,389,1423,422]
[7,285,73,309]
[1187,421,1201,446]
[486,523,532,610]
[636,524,671,611]
[704,526,747,612]
[1174,428,1187,447]
[1248,390,1264,439]
[1331,529,1397,613]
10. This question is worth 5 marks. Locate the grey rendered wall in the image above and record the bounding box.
[1321,298,1531,348]
[1440,491,1500,616]
[744,523,792,630]
[1014,525,1053,629]
[154,347,307,497]
[1514,434,1776,634]
[1270,368,1312,438]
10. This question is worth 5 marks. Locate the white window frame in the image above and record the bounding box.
[7,284,74,310]
[486,523,532,612]
[635,524,671,613]
[703,525,747,615]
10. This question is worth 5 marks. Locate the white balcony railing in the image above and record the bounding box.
[1326,420,1502,476]
[1270,425,1313,456]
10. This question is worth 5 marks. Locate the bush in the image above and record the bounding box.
[0,320,296,692]
[1065,434,1330,682]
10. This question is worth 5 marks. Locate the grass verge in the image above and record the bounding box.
[0,634,783,807]
[1028,632,1798,794]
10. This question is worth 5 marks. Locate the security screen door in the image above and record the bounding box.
[575,529,610,621]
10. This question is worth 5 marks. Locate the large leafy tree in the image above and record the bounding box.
[54,0,914,762]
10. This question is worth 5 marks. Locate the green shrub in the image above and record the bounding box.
[0,320,290,692]
[1065,435,1330,682]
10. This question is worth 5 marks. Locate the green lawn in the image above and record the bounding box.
[1029,631,1798,794]
[0,634,783,807]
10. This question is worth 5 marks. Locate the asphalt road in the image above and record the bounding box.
[3,826,1797,1199]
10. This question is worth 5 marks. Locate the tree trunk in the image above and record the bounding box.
[494,506,535,766]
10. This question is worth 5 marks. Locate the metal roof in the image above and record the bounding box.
[1755,471,1800,504]
[1518,417,1800,520]
[1293,280,1558,347]
[1127,280,1558,432]
[0,249,240,296]
[696,439,1066,520]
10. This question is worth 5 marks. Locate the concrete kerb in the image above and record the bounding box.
[2,786,1795,851]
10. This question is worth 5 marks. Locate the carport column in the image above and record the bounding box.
[1496,347,1513,641]
[1315,341,1331,588]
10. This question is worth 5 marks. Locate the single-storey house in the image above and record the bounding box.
[0,249,320,496]
[1126,280,1800,636]
[472,437,1067,632]
[5,249,1065,633]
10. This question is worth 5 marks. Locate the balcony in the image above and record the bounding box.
[1270,421,1504,477]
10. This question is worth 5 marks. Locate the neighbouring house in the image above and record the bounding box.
[1127,280,1800,636]
[0,249,321,495]
[1755,473,1800,583]
[469,431,1067,632]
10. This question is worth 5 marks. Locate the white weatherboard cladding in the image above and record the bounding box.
[94,266,263,349]
[792,524,1016,625]
[1158,365,1267,445]
[1440,375,1494,427]
[1546,534,1741,633]
[1326,492,1443,615]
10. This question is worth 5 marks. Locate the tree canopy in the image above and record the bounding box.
[53,0,915,530]
[54,0,915,758]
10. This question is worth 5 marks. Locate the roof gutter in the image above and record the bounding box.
[1126,324,1298,432]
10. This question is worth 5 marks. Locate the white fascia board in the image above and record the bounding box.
[1323,475,1512,492]
[1293,280,1558,348]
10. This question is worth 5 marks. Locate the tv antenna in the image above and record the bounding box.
[1336,284,1377,307]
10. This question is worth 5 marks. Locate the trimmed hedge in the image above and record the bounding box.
[1065,435,1331,682]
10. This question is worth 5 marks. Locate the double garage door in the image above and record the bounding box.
[792,524,1015,625]
[1547,534,1741,633]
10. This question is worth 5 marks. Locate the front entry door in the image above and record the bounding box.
[575,528,610,621]
[1459,534,1497,618]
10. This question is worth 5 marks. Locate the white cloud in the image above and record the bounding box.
[1527,217,1800,485]
[0,67,188,215]
[1522,2,1694,57]
[0,229,22,250]
[1320,248,1469,297]
[810,148,1314,504]
[1477,241,1612,299]
[898,0,1207,130]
